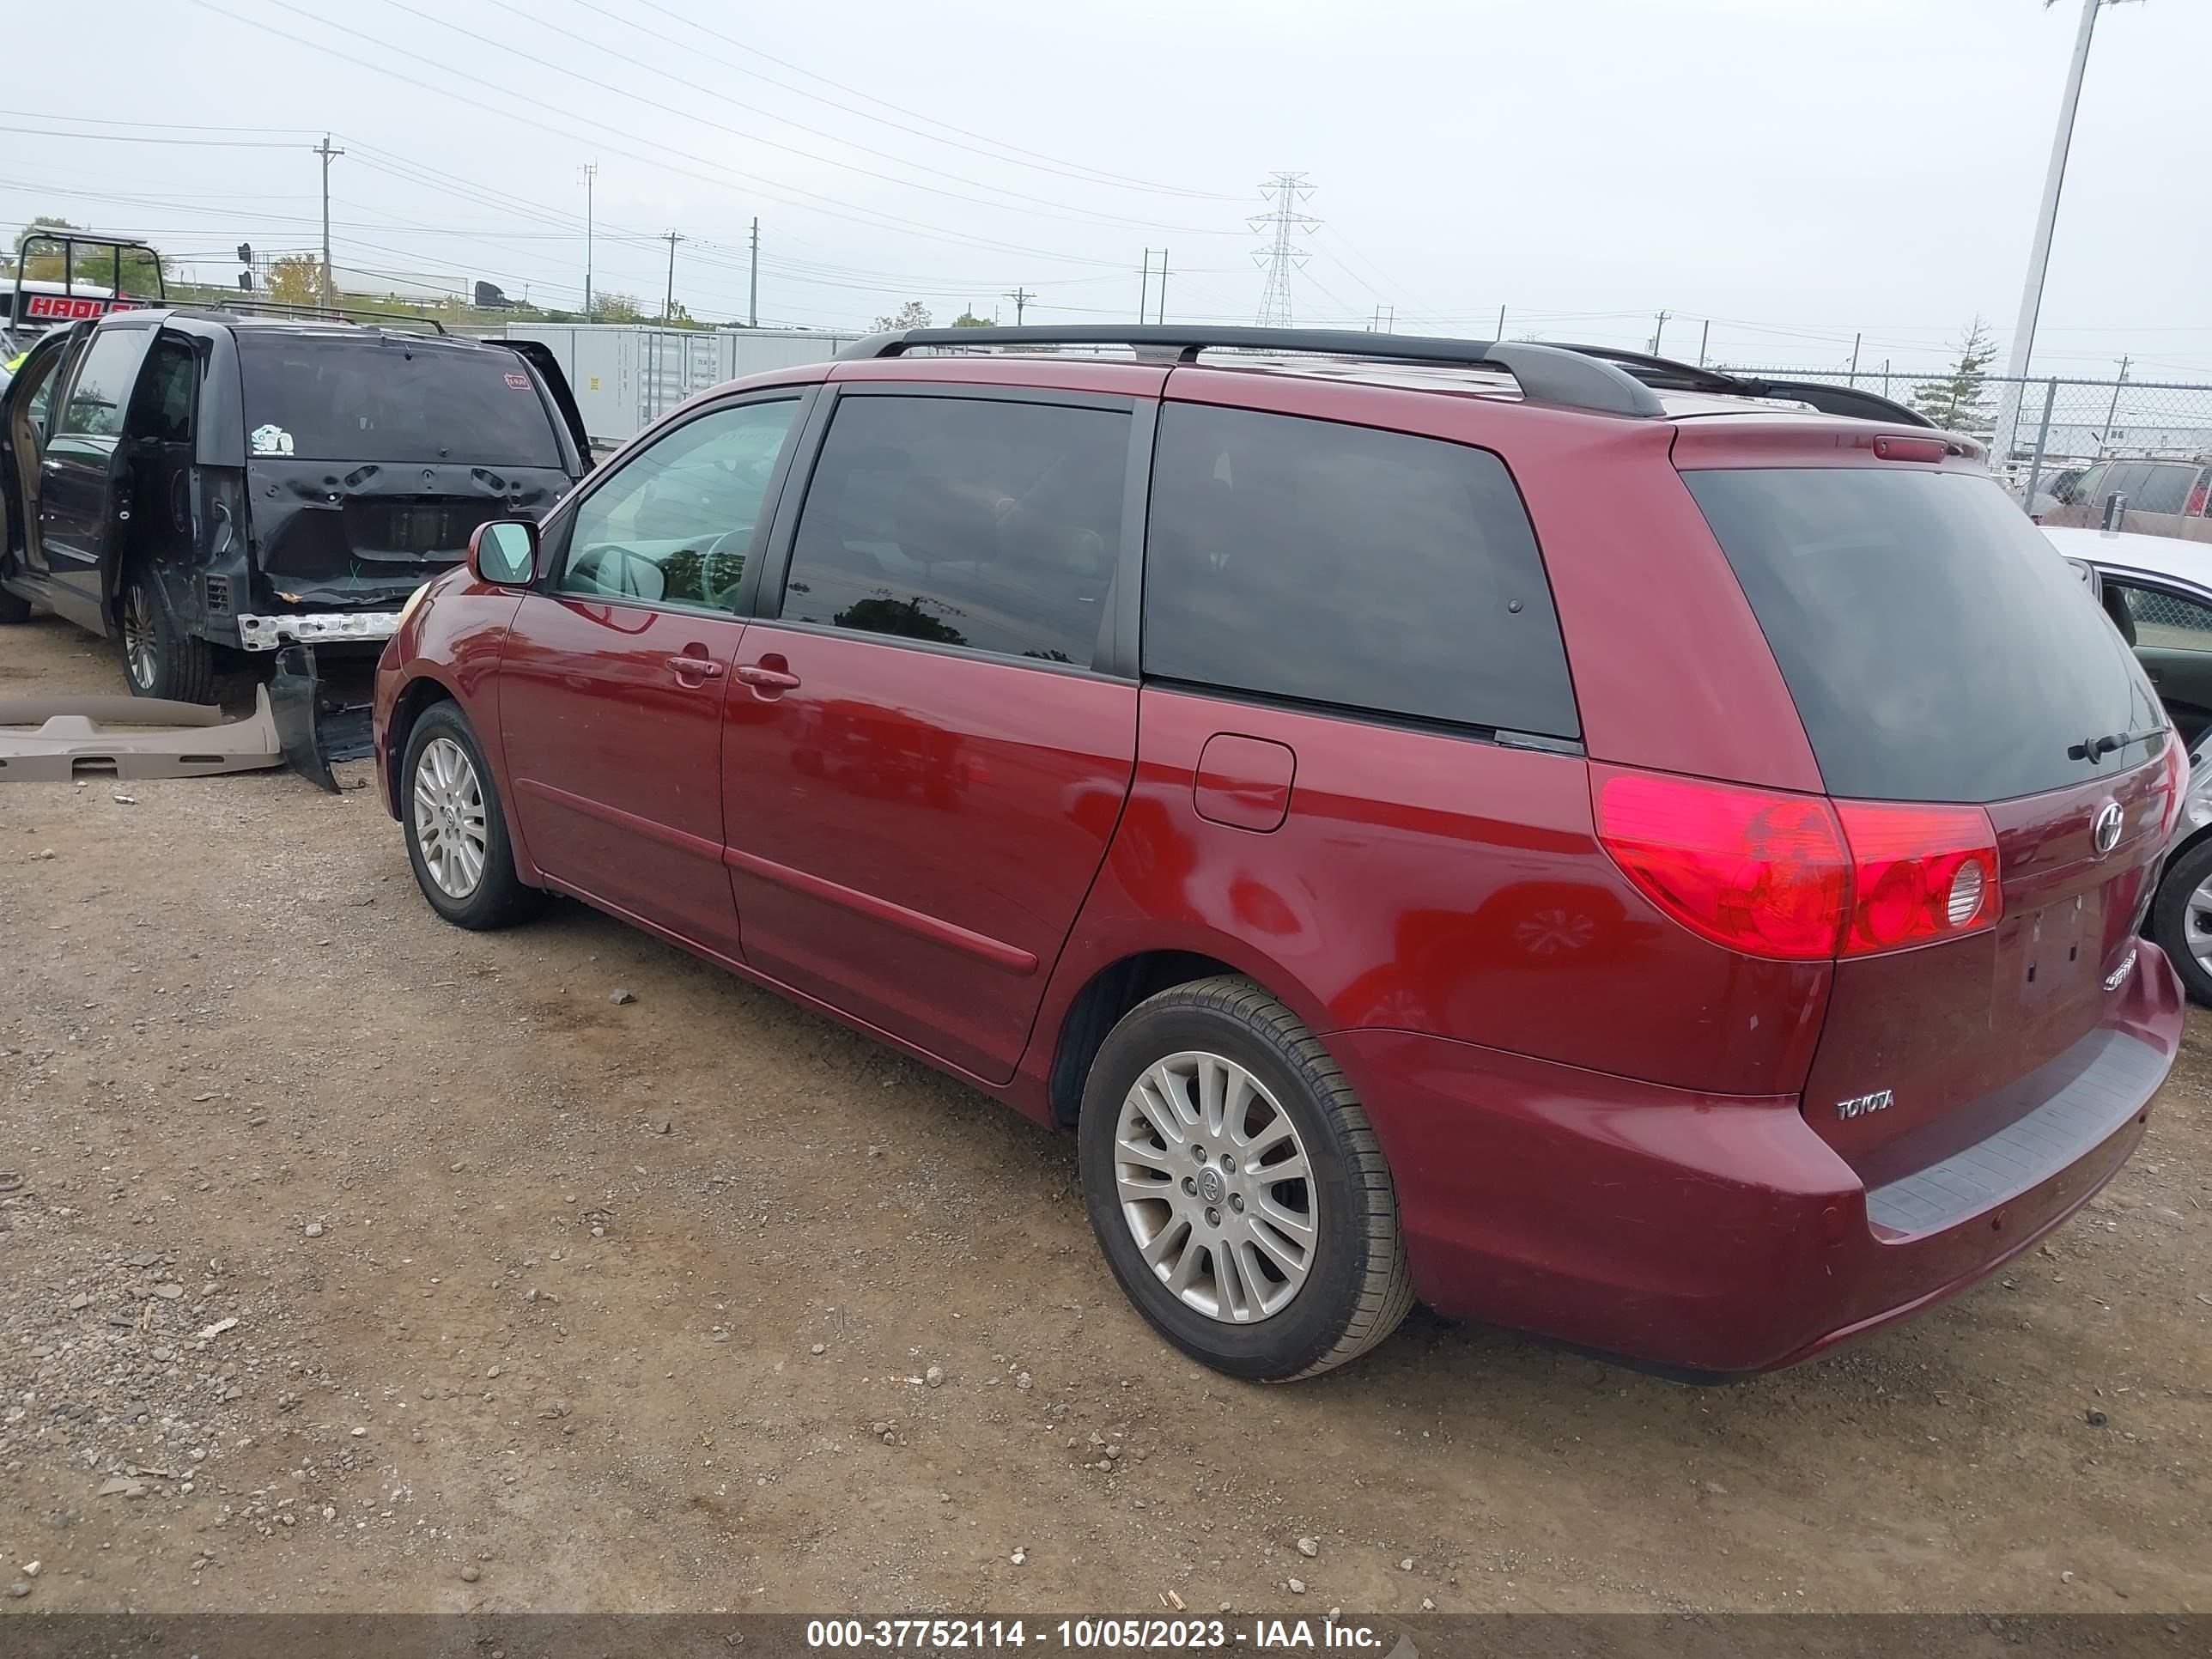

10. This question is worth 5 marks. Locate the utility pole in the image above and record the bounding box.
[1139,249,1154,323]
[1004,287,1036,325]
[2099,354,2131,455]
[1155,249,1168,324]
[1649,310,1670,356]
[748,217,758,328]
[1495,304,1506,342]
[661,230,684,320]
[313,135,344,307]
[582,162,598,322]
[1849,332,1863,385]
[1249,173,1317,327]
[1990,0,2136,465]
[1698,319,1711,367]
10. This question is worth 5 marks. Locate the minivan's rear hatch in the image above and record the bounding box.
[1682,461,2177,1195]
[238,331,574,600]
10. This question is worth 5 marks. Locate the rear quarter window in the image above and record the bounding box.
[1686,466,2162,802]
[2132,465,2197,517]
[1142,403,1578,738]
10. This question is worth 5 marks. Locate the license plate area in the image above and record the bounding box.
[2017,890,2102,1011]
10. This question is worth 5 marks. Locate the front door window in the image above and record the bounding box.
[556,399,800,613]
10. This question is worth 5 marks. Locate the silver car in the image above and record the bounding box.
[2046,524,2212,1000]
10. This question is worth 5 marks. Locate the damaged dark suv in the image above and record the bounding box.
[0,307,588,700]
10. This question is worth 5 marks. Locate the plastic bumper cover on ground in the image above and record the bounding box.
[1330,945,2182,1376]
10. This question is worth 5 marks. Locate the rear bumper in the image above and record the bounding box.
[238,611,403,652]
[1330,944,2182,1375]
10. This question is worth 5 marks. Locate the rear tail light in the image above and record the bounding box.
[2157,732,2189,839]
[1831,800,2002,955]
[1593,769,1849,960]
[1594,766,2003,963]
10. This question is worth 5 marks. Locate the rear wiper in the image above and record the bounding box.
[2069,726,2166,763]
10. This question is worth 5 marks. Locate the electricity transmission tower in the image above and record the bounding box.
[1249,172,1317,327]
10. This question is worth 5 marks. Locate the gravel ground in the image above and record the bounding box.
[2,612,2209,1615]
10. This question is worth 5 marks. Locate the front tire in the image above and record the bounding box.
[118,564,216,702]
[400,702,545,931]
[0,586,30,624]
[1077,975,1413,1381]
[2151,836,2212,1005]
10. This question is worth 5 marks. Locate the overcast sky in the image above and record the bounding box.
[8,0,2209,375]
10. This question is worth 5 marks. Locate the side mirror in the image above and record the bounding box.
[468,520,538,586]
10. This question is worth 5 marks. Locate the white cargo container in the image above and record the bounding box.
[477,324,857,444]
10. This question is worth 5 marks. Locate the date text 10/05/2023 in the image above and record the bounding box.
[804,1618,1402,1650]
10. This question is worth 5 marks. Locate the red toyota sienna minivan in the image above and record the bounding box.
[373,327,2185,1382]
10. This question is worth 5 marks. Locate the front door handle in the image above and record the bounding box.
[736,663,801,691]
[665,653,726,684]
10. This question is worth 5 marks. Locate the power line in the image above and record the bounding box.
[0,123,304,149]
[371,0,1239,237]
[181,0,1149,271]
[614,0,1243,202]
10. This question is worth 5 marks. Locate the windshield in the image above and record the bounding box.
[235,334,562,467]
[1685,466,2164,803]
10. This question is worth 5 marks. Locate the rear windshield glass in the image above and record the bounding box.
[1685,467,2162,803]
[236,335,560,467]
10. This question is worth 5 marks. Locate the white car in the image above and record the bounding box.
[2045,525,2212,1000]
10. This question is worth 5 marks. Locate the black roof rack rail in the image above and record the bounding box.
[836,325,1667,418]
[173,297,449,335]
[1539,341,1936,428]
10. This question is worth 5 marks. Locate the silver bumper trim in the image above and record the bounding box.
[237,611,402,651]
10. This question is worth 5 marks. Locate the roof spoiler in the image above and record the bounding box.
[836,325,1667,418]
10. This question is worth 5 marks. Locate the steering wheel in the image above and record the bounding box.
[572,543,664,602]
[699,525,752,611]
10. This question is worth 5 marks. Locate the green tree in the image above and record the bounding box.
[872,300,932,331]
[949,309,992,328]
[267,255,322,307]
[834,595,965,647]
[1911,318,2000,434]
[597,290,642,322]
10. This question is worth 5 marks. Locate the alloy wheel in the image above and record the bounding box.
[121,583,158,690]
[2189,874,2212,981]
[1113,1050,1317,1324]
[412,737,489,900]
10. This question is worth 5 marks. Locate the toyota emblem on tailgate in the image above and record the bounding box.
[2092,801,2123,856]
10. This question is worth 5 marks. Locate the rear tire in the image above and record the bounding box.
[118,564,216,703]
[400,702,546,931]
[2151,836,2212,1005]
[1077,975,1413,1382]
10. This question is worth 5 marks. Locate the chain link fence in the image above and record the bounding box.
[1717,364,2212,507]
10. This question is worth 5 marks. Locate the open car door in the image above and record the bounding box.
[33,319,162,633]
[496,338,593,471]
[1,327,83,590]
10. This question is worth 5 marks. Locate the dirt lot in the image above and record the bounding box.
[2,611,2209,1619]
